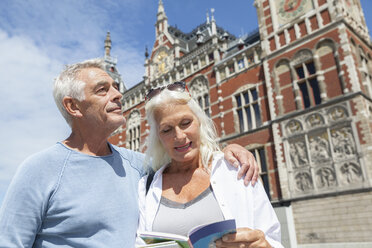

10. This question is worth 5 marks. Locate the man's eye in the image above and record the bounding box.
[97,88,106,93]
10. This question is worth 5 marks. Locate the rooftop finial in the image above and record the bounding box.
[157,0,167,21]
[104,31,111,56]
[158,0,164,12]
[206,10,210,24]
[211,8,215,22]
[145,46,149,59]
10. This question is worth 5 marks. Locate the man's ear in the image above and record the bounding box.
[62,96,83,118]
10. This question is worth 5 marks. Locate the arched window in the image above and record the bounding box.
[358,47,372,97]
[189,76,210,117]
[126,111,141,151]
[292,50,321,109]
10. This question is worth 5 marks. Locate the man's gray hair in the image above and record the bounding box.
[144,88,221,172]
[53,58,105,127]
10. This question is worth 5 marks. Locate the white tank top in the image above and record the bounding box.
[152,185,225,236]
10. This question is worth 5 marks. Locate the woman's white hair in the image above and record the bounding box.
[144,87,220,171]
[53,58,105,127]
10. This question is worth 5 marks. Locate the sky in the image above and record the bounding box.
[0,0,371,205]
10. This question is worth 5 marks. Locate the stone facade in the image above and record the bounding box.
[292,191,372,244]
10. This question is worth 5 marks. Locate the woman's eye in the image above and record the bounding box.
[182,120,191,126]
[162,128,171,133]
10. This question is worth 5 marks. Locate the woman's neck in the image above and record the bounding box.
[166,155,203,174]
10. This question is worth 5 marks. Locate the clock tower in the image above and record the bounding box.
[144,0,175,86]
[252,1,372,245]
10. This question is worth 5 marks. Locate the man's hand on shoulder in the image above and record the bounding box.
[222,144,259,186]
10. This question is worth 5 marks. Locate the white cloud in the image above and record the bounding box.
[115,46,146,89]
[0,29,71,203]
[0,0,148,203]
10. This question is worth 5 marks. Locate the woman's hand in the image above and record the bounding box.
[222,144,259,186]
[215,228,272,248]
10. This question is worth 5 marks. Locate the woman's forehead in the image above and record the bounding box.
[155,103,194,121]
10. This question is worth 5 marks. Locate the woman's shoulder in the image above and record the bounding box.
[211,152,238,173]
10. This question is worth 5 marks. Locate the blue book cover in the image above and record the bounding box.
[189,219,236,248]
[139,219,236,248]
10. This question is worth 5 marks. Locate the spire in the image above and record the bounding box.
[104,31,111,56]
[206,10,210,24]
[156,0,168,36]
[210,8,217,36]
[157,0,167,22]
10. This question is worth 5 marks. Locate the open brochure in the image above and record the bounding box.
[138,219,236,248]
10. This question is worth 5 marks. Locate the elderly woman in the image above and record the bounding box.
[137,82,283,248]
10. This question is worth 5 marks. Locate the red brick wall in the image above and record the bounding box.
[298,21,307,37]
[288,27,296,43]
[318,0,327,6]
[321,9,331,25]
[310,15,319,31]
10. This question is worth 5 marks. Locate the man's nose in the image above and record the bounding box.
[111,86,122,101]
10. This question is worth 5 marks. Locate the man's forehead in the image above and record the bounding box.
[79,67,112,82]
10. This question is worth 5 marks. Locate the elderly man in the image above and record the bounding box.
[0,59,258,247]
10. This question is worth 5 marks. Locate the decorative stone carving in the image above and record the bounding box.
[127,111,141,128]
[286,119,303,135]
[331,127,356,159]
[289,140,308,168]
[295,171,313,192]
[190,76,208,96]
[328,106,348,121]
[339,162,363,184]
[315,167,336,188]
[309,133,331,163]
[292,50,313,65]
[306,113,324,128]
[283,102,364,196]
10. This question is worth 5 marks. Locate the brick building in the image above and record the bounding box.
[108,0,372,247]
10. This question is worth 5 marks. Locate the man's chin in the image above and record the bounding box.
[106,117,126,131]
[114,117,126,128]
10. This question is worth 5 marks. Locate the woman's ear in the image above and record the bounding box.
[62,96,83,118]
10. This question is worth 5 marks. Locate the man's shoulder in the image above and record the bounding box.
[110,144,145,174]
[20,143,70,171]
[9,143,69,189]
[111,144,144,159]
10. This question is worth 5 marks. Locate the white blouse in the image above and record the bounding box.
[137,153,284,248]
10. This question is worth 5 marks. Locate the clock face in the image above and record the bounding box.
[151,48,173,79]
[277,0,313,25]
[157,50,168,74]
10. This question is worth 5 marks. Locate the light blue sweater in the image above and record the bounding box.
[0,142,145,247]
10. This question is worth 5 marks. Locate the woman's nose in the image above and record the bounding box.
[174,126,186,140]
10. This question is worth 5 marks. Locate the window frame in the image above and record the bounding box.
[235,86,262,133]
[250,147,271,199]
[295,60,321,109]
